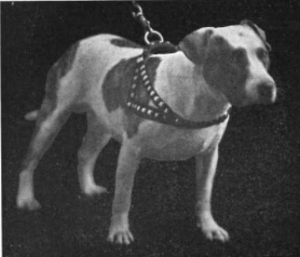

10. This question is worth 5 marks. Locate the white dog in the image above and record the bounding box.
[17,20,276,245]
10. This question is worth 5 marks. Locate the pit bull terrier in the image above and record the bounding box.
[17,20,276,245]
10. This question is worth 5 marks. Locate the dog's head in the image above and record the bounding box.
[179,20,277,107]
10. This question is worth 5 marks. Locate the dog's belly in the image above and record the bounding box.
[137,120,228,161]
[143,135,205,161]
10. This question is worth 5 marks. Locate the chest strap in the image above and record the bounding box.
[126,52,230,129]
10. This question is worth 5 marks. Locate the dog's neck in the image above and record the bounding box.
[154,52,231,122]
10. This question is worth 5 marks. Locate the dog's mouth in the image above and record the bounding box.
[232,92,276,108]
[227,80,277,107]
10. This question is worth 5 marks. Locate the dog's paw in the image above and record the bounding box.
[82,185,108,197]
[198,219,229,242]
[108,225,134,245]
[17,197,41,211]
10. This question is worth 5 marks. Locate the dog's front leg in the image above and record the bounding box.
[195,146,229,242]
[108,140,140,245]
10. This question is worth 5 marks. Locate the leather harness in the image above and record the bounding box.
[126,42,230,129]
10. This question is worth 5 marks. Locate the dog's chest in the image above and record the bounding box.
[137,119,228,160]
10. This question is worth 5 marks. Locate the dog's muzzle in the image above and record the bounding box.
[258,81,277,105]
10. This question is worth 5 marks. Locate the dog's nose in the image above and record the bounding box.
[258,82,276,104]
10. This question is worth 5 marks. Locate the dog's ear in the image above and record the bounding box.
[240,19,271,51]
[178,28,214,65]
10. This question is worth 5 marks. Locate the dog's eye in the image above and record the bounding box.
[257,48,268,60]
[257,48,270,68]
[231,48,245,63]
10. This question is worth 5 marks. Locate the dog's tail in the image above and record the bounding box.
[24,110,39,121]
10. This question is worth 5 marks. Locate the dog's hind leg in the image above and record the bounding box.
[17,102,71,210]
[17,42,81,210]
[77,112,111,196]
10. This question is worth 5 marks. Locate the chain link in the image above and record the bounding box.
[132,1,164,45]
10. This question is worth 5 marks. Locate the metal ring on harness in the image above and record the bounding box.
[132,1,164,45]
[144,29,164,45]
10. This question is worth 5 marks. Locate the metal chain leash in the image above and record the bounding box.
[132,1,164,45]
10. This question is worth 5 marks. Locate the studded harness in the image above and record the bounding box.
[126,43,231,129]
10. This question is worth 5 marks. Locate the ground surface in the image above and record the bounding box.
[2,1,300,257]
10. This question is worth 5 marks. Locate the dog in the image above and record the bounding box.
[17,20,276,245]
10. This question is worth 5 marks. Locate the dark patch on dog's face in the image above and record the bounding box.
[102,55,161,138]
[203,36,249,106]
[43,42,80,113]
[110,38,142,49]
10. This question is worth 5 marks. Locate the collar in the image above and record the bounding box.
[126,53,231,129]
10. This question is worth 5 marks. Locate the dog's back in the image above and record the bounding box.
[44,35,143,115]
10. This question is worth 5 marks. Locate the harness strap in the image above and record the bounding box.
[126,51,231,129]
[145,41,179,55]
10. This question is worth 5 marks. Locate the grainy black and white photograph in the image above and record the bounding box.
[2,1,300,256]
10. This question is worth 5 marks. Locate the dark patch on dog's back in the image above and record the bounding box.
[110,38,142,49]
[102,55,161,138]
[40,42,80,118]
[59,42,80,76]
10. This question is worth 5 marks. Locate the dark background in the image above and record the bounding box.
[2,1,300,257]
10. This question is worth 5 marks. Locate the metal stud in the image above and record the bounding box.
[137,57,143,63]
[164,108,169,113]
[147,86,152,91]
[175,118,179,123]
[137,106,141,111]
[150,91,155,96]
[154,113,159,118]
[145,80,150,86]
[132,83,136,89]
[154,96,159,102]
[141,70,146,76]
[141,108,146,113]
[130,93,135,98]
[127,102,132,107]
[159,102,164,107]
[142,75,148,81]
[147,110,152,116]
[133,75,138,81]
